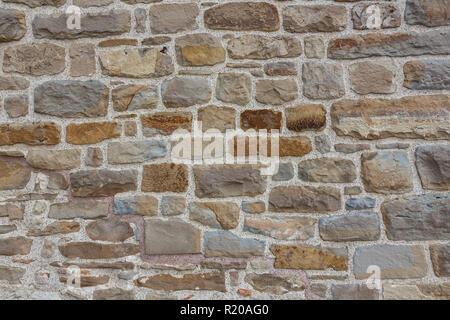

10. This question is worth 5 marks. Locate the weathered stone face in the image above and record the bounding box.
[107,141,166,164]
[149,3,199,34]
[162,77,211,108]
[415,145,450,190]
[26,149,81,170]
[383,283,450,300]
[283,5,347,33]
[35,81,108,118]
[86,219,134,242]
[135,273,226,292]
[245,216,315,241]
[228,35,301,60]
[114,195,158,216]
[298,158,357,183]
[59,242,139,259]
[255,79,298,105]
[332,284,379,300]
[70,169,138,197]
[382,194,450,241]
[199,106,236,132]
[66,122,121,145]
[112,84,158,112]
[403,59,450,90]
[430,244,450,277]
[405,0,450,27]
[142,163,188,193]
[352,3,401,30]
[189,202,239,230]
[141,112,192,136]
[175,33,225,66]
[144,219,201,255]
[319,212,380,242]
[286,104,326,132]
[361,151,413,194]
[331,95,450,140]
[245,273,306,295]
[216,73,252,106]
[100,48,173,78]
[204,2,280,31]
[0,237,32,256]
[353,245,427,279]
[349,62,396,94]
[4,0,66,8]
[0,160,31,190]
[204,231,265,258]
[302,62,345,99]
[269,186,341,213]
[48,200,109,220]
[69,44,96,77]
[240,110,282,131]
[32,10,131,39]
[0,9,26,42]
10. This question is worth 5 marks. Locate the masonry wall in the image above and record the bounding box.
[0,0,449,300]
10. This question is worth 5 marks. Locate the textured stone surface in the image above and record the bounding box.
[430,244,450,277]
[0,76,29,90]
[0,160,31,190]
[175,33,225,66]
[112,85,158,112]
[331,95,450,140]
[0,122,61,146]
[59,242,139,259]
[352,3,401,30]
[205,2,279,31]
[5,0,66,8]
[381,194,450,241]
[216,73,252,106]
[107,141,166,164]
[319,212,380,241]
[345,197,376,211]
[240,110,282,131]
[0,237,32,256]
[144,219,201,255]
[114,195,158,216]
[194,165,266,198]
[283,5,347,33]
[4,94,28,118]
[349,62,395,94]
[405,0,450,27]
[271,245,348,271]
[136,273,226,292]
[0,266,25,284]
[149,3,199,34]
[361,151,413,194]
[298,158,357,183]
[245,216,315,241]
[403,59,450,90]
[0,9,26,42]
[228,35,301,60]
[26,149,80,170]
[245,273,306,295]
[255,79,298,105]
[162,77,211,108]
[303,62,345,100]
[141,112,192,136]
[69,44,96,77]
[286,104,326,132]
[189,202,239,230]
[48,200,109,219]
[415,145,450,191]
[204,231,265,258]
[332,284,379,300]
[70,169,138,197]
[269,186,341,213]
[86,219,134,242]
[383,283,450,300]
[142,164,188,193]
[354,245,427,279]
[198,106,236,132]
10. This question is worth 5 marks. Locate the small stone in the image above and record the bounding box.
[136,273,226,292]
[383,283,450,300]
[144,219,201,255]
[0,266,25,284]
[405,0,450,27]
[331,95,450,140]
[142,36,171,46]
[264,62,297,76]
[107,141,167,164]
[40,239,55,259]
[98,38,137,47]
[255,79,298,105]
[0,204,24,220]
[69,44,96,77]
[161,196,186,216]
[304,37,324,59]
[349,62,395,94]
[6,0,67,8]
[245,216,315,241]
[242,201,265,214]
[272,163,294,181]
[245,273,306,295]
[27,221,80,237]
[404,59,450,90]
[269,186,341,213]
[59,242,139,259]
[0,122,61,146]
[354,245,427,279]
[0,8,26,42]
[32,10,131,39]
[86,147,103,167]
[114,195,158,216]
[86,219,134,242]
[0,237,32,256]
[194,165,266,198]
[283,5,347,33]
[315,135,331,154]
[331,284,379,300]
[93,288,135,300]
[319,212,380,242]
[34,81,108,118]
[376,143,410,150]
[134,8,146,33]
[175,33,225,66]
[4,94,28,118]
[149,3,199,34]
[70,169,138,197]
[66,122,121,145]
[381,194,450,241]
[216,73,252,106]
[286,104,327,132]
[49,200,109,219]
[352,3,401,30]
[334,144,370,154]
[240,110,282,131]
[26,149,81,170]
[204,2,279,31]
[60,275,110,287]
[344,186,362,196]
[0,76,29,90]
[271,245,348,271]
[361,151,413,194]
[124,121,137,137]
[100,48,173,78]
[298,158,357,183]
[204,231,265,258]
[141,112,192,136]
[201,261,247,270]
[415,145,450,191]
[227,35,301,60]
[345,197,376,211]
[0,160,31,190]
[303,62,345,100]
[198,106,236,133]
[142,163,188,193]
[3,43,65,76]
[0,225,16,235]
[430,244,450,277]
[162,77,211,108]
[189,202,239,230]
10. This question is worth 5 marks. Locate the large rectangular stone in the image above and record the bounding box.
[204,231,265,258]
[48,200,109,220]
[319,212,380,241]
[331,95,450,140]
[135,273,226,292]
[0,122,61,146]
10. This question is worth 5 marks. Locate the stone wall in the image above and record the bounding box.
[0,0,449,300]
